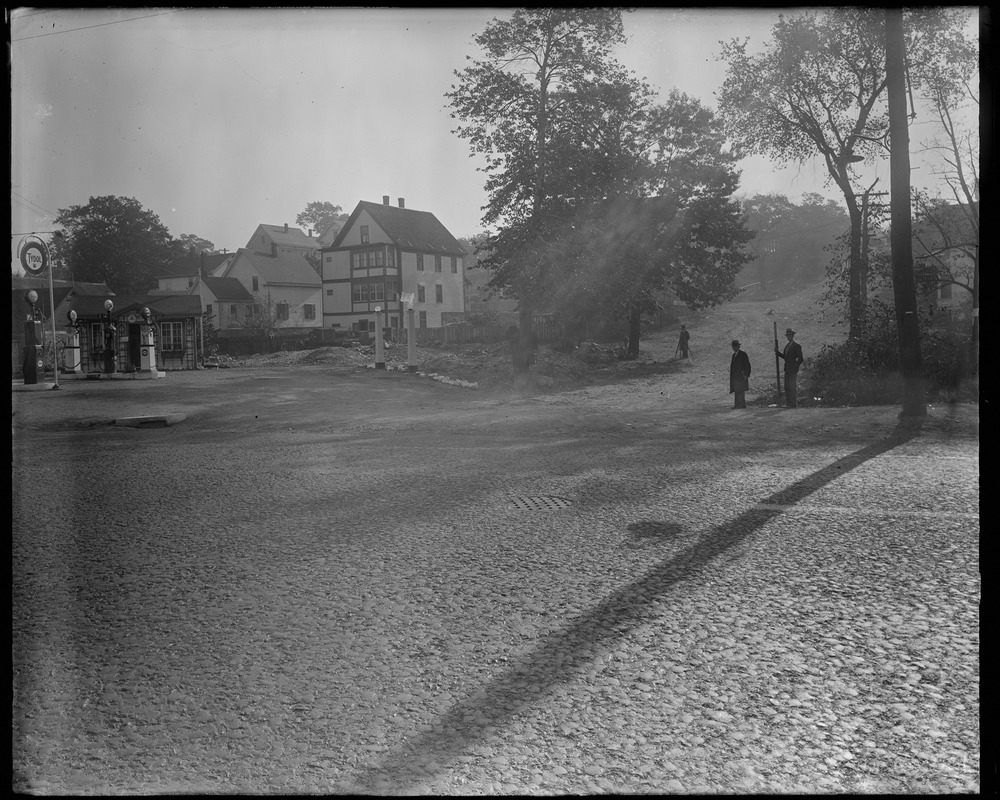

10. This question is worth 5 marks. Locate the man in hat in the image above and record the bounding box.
[775,328,804,408]
[729,339,751,408]
[676,324,691,360]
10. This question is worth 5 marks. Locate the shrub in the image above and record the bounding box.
[807,299,978,405]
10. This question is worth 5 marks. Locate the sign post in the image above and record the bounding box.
[19,237,59,389]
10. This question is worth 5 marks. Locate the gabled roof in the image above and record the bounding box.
[229,248,321,287]
[202,276,255,303]
[329,201,467,256]
[248,224,319,250]
[316,218,346,246]
[154,251,234,279]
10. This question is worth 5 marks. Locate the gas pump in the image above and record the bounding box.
[102,299,117,375]
[22,290,44,384]
[138,306,161,375]
[64,309,83,374]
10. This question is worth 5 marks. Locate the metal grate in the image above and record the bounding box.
[512,495,573,511]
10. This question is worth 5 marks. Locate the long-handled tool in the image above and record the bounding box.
[773,321,783,406]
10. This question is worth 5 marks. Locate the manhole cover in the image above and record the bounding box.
[512,495,573,511]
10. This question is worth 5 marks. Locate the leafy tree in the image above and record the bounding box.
[739,193,796,293]
[739,193,850,295]
[912,16,978,368]
[296,201,348,239]
[718,7,972,341]
[541,90,754,356]
[50,196,174,294]
[447,8,630,371]
[172,233,216,255]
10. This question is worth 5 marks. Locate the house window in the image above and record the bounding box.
[351,249,386,269]
[360,225,369,244]
[160,322,183,352]
[326,255,333,262]
[252,276,259,291]
[187,279,194,288]
[353,282,368,303]
[417,253,424,271]
[419,311,427,328]
[370,282,384,303]
[276,303,289,321]
[206,304,213,315]
[387,248,395,267]
[451,256,457,273]
[326,289,333,296]
[386,279,399,300]
[435,284,443,303]
[434,255,442,272]
[304,304,316,320]
[417,285,426,303]
[230,304,237,316]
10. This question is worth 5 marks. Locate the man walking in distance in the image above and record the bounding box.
[775,328,804,408]
[729,339,751,409]
[676,325,691,360]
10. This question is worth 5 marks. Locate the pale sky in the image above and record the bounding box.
[10,7,979,273]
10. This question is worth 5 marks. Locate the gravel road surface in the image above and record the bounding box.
[12,362,979,795]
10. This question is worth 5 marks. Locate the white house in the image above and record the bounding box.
[218,247,323,332]
[320,196,467,334]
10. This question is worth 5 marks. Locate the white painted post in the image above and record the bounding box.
[374,307,385,369]
[407,307,417,373]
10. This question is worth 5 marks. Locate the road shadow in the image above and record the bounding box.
[346,421,924,792]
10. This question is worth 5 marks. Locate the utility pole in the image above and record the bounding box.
[885,8,926,418]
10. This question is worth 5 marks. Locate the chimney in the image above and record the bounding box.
[398,197,405,208]
[283,223,288,233]
[383,195,390,206]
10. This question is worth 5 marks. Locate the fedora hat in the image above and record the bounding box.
[785,328,795,336]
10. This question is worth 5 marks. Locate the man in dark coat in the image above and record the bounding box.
[775,327,804,408]
[676,325,691,360]
[729,339,751,408]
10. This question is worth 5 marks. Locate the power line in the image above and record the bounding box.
[11,9,185,43]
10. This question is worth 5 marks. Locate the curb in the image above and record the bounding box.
[113,413,187,428]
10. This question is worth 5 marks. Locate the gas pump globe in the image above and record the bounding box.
[102,299,117,374]
[64,309,83,374]
[22,290,44,384]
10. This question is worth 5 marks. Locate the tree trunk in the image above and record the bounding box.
[885,8,926,418]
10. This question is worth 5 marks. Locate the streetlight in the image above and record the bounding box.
[65,309,82,375]
[102,299,117,374]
